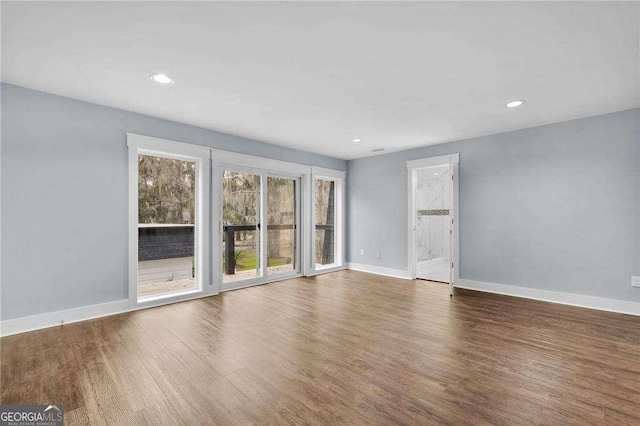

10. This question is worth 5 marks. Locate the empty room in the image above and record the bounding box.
[1,1,639,424]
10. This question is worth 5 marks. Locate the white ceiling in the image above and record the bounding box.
[2,2,638,160]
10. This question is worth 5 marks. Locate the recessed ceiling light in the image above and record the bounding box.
[434,173,439,176]
[506,100,525,108]
[351,138,363,143]
[150,73,174,84]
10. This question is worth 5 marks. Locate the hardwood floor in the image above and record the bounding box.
[2,270,640,424]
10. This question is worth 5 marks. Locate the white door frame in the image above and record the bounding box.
[407,153,459,295]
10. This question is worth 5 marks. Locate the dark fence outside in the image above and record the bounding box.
[139,223,334,275]
[138,225,194,261]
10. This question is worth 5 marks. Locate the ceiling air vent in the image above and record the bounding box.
[372,148,385,153]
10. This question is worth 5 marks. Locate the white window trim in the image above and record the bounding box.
[211,149,309,175]
[308,166,346,276]
[127,133,213,309]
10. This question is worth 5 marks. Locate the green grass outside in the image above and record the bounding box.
[224,249,289,272]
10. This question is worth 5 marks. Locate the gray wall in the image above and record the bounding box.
[348,108,640,302]
[1,83,346,320]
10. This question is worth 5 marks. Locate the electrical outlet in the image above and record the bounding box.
[632,276,640,288]
[360,249,365,256]
[376,252,381,259]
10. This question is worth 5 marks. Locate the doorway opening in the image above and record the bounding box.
[415,165,451,283]
[407,154,459,296]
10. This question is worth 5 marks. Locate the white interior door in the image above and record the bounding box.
[448,159,456,296]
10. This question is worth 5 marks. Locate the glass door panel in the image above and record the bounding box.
[222,171,261,283]
[267,176,298,275]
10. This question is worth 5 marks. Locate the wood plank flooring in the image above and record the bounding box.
[2,270,640,424]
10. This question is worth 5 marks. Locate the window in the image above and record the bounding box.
[311,167,345,273]
[129,135,345,308]
[138,155,197,298]
[128,134,211,306]
[314,178,336,267]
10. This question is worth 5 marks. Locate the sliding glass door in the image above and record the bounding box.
[267,176,299,276]
[221,169,301,289]
[222,171,262,284]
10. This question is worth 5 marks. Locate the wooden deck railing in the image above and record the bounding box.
[138,223,334,276]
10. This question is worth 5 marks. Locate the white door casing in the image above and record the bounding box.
[407,154,460,295]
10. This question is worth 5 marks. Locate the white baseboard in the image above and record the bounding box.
[0,299,131,337]
[345,265,640,317]
[3,274,637,338]
[456,278,640,317]
[347,262,411,280]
